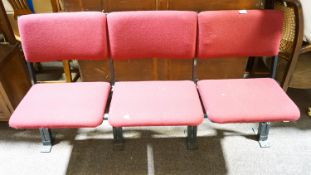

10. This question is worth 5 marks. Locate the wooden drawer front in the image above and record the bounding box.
[167,0,263,11]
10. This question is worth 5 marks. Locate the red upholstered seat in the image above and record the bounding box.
[107,11,197,59]
[9,12,111,130]
[197,78,300,123]
[18,12,108,62]
[108,81,204,127]
[196,10,300,124]
[107,11,202,127]
[197,10,283,58]
[9,82,110,129]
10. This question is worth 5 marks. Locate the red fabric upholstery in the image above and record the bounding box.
[9,82,110,129]
[197,78,300,123]
[197,10,283,58]
[18,12,108,62]
[107,11,197,60]
[108,81,204,127]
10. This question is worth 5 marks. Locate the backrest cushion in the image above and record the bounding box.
[197,10,283,59]
[18,12,108,62]
[107,11,197,60]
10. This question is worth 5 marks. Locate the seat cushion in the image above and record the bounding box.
[197,78,300,123]
[107,11,197,59]
[9,82,110,129]
[18,12,108,62]
[108,81,204,127]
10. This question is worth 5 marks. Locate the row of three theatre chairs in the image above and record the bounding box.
[9,10,300,152]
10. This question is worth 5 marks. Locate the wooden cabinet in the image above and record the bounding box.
[0,44,31,121]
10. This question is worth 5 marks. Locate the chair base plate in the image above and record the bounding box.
[40,145,52,153]
[259,140,270,148]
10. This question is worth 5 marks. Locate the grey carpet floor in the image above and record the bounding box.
[0,88,311,175]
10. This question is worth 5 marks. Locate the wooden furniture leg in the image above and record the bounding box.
[63,60,72,82]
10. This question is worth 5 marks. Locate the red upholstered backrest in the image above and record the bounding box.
[197,10,283,59]
[107,11,197,60]
[18,12,108,62]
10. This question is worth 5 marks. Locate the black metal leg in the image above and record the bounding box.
[243,57,255,78]
[257,122,270,148]
[26,62,37,85]
[39,128,53,153]
[270,56,278,79]
[113,127,124,150]
[192,58,198,83]
[186,126,198,150]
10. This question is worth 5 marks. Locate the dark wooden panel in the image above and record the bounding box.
[63,0,157,12]
[0,44,15,64]
[0,84,12,121]
[197,58,248,79]
[167,0,263,11]
[156,59,193,80]
[0,45,31,115]
[114,59,193,81]
[78,58,247,82]
[62,0,264,11]
[80,0,104,11]
[0,0,16,44]
[78,59,193,82]
[114,59,156,81]
[62,0,84,11]
[63,0,105,11]
[106,0,156,11]
[78,60,110,82]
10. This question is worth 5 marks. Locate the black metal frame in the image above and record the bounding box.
[108,58,115,86]
[244,57,255,78]
[27,62,54,152]
[26,62,37,85]
[270,56,279,79]
[257,122,270,148]
[39,128,53,153]
[189,58,199,149]
[244,55,278,148]
[258,56,278,148]
[192,57,198,83]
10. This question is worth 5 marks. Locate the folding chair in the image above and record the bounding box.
[196,10,300,148]
[107,11,204,150]
[9,12,110,152]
